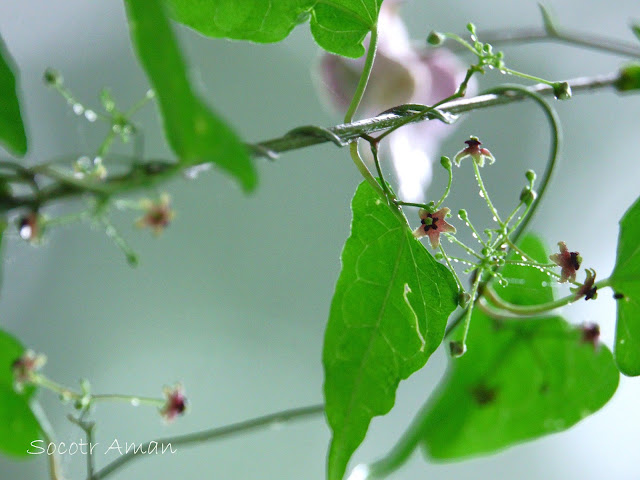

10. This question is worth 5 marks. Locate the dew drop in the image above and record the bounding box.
[130,398,140,407]
[112,124,122,134]
[146,89,155,99]
[72,103,84,115]
[347,464,371,480]
[19,224,32,240]
[84,109,97,122]
[620,339,626,345]
[479,191,485,198]
[453,259,459,263]
[472,232,478,239]
[492,216,497,222]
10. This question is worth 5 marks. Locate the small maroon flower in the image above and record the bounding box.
[580,323,600,348]
[160,384,187,422]
[549,241,582,283]
[571,268,597,300]
[413,207,456,249]
[136,194,174,235]
[12,350,46,392]
[18,212,43,243]
[453,136,495,167]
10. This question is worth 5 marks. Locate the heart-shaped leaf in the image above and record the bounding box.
[323,181,458,479]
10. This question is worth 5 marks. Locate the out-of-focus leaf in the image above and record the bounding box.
[124,0,257,191]
[324,181,458,480]
[0,330,41,457]
[167,0,382,58]
[0,34,27,156]
[611,195,640,375]
[418,311,619,459]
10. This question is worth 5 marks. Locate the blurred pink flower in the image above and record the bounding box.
[317,0,471,201]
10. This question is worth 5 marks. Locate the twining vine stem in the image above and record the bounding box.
[92,404,325,480]
[0,71,621,214]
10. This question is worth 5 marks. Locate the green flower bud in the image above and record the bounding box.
[440,155,452,170]
[43,68,62,86]
[427,31,445,46]
[525,170,536,183]
[520,187,537,206]
[449,341,467,358]
[553,81,572,100]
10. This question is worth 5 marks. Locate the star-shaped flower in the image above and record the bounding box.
[136,194,174,235]
[413,207,456,249]
[549,241,582,283]
[160,384,187,422]
[453,136,495,167]
[12,350,47,392]
[571,268,597,300]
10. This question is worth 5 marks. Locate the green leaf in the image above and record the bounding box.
[611,195,640,376]
[323,181,458,480]
[167,0,315,44]
[166,0,382,58]
[418,312,619,460]
[310,0,381,58]
[123,0,257,191]
[632,24,640,42]
[416,234,619,460]
[0,330,42,457]
[492,233,554,306]
[0,34,28,156]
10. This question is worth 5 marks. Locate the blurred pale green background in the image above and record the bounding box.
[0,1,639,479]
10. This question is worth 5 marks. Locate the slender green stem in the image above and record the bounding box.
[439,244,465,293]
[30,374,164,408]
[502,67,555,86]
[459,211,488,248]
[366,138,393,201]
[484,278,611,316]
[365,412,426,479]
[344,26,378,123]
[349,142,384,197]
[472,160,503,227]
[434,165,453,209]
[443,26,640,59]
[92,404,325,480]
[443,233,482,259]
[30,401,64,480]
[504,259,557,269]
[68,414,96,480]
[395,200,432,210]
[0,73,619,216]
[342,26,385,196]
[481,85,560,246]
[452,268,483,351]
[502,200,524,228]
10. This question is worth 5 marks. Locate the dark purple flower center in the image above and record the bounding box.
[421,213,439,231]
[465,139,481,148]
